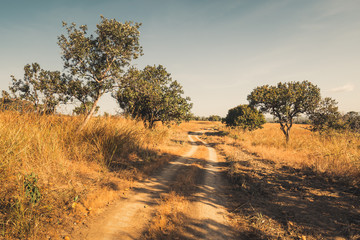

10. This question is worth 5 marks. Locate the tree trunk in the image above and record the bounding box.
[148,121,154,129]
[285,132,290,144]
[77,94,102,132]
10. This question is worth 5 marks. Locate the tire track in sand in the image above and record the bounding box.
[181,134,235,240]
[73,134,198,240]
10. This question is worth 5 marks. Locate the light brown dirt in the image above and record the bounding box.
[180,135,236,239]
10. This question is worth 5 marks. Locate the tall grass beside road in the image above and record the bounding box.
[0,111,174,239]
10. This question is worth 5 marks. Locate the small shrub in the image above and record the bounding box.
[24,173,41,205]
[224,104,265,131]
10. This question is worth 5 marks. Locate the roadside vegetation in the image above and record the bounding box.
[214,123,360,184]
[203,122,360,239]
[0,111,192,239]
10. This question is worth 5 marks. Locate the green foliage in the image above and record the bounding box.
[58,16,143,129]
[24,173,41,205]
[73,101,100,115]
[248,80,321,142]
[115,65,192,128]
[184,113,199,121]
[208,115,222,121]
[308,97,343,132]
[6,173,42,239]
[224,104,265,131]
[9,63,67,114]
[343,111,360,133]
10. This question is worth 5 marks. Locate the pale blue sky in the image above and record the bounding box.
[1,0,359,116]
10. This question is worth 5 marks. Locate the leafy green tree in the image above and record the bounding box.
[185,113,199,121]
[58,16,142,130]
[308,97,343,132]
[248,80,320,142]
[224,104,265,131]
[115,65,192,128]
[208,115,222,121]
[343,111,360,133]
[9,63,67,114]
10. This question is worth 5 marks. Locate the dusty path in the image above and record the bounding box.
[180,135,235,239]
[72,132,235,239]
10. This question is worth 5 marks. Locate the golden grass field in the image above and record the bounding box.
[211,123,360,185]
[1,114,359,239]
[200,122,360,239]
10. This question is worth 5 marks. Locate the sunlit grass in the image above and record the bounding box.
[0,111,175,239]
[218,123,360,183]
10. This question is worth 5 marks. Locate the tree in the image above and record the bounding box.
[248,80,320,143]
[308,97,343,132]
[73,102,100,115]
[115,65,192,128]
[58,16,142,130]
[224,104,265,131]
[208,115,222,121]
[185,113,199,121]
[343,111,360,133]
[9,63,67,114]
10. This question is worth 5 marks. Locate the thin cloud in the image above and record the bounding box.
[329,83,355,93]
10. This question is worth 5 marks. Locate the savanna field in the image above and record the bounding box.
[1,112,359,239]
[212,123,360,183]
[203,123,360,239]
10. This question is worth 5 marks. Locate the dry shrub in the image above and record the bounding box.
[144,192,189,240]
[0,111,171,239]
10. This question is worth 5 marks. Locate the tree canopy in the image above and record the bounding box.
[58,16,142,130]
[208,115,222,121]
[308,97,343,132]
[9,63,67,114]
[224,104,265,131]
[343,111,360,133]
[115,65,192,128]
[248,80,320,142]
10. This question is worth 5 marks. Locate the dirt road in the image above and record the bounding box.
[173,134,235,239]
[72,132,235,239]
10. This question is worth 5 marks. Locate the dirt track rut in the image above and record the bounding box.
[73,132,234,240]
[181,135,235,240]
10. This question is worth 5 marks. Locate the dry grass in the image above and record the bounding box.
[199,121,360,239]
[174,121,221,133]
[0,111,187,240]
[143,192,189,240]
[144,161,202,240]
[212,123,360,185]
